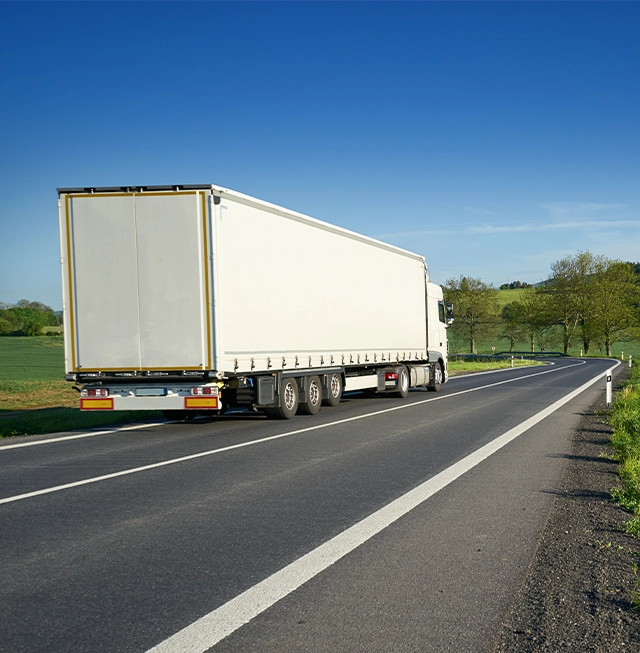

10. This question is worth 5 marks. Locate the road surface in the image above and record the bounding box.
[0,358,618,652]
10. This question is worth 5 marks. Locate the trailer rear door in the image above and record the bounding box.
[60,190,212,373]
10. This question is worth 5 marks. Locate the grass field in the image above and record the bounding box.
[448,358,543,375]
[447,312,640,360]
[0,337,160,437]
[42,326,64,335]
[494,287,527,309]
[1,380,77,410]
[448,328,640,359]
[1,323,637,438]
[0,336,65,381]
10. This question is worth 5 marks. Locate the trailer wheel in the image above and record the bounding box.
[265,377,299,419]
[427,363,443,392]
[323,372,343,407]
[392,366,410,398]
[298,375,322,415]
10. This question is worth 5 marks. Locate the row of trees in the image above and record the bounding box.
[499,280,532,290]
[0,300,60,336]
[444,252,640,356]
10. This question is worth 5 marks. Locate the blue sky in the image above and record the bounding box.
[1,1,639,310]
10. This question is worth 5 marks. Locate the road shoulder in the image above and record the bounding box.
[492,371,640,652]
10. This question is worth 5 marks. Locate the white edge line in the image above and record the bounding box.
[0,421,165,451]
[146,362,618,653]
[0,360,607,506]
[0,358,575,451]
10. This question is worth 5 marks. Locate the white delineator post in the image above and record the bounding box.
[606,371,612,407]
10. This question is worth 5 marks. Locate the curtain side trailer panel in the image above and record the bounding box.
[58,185,449,419]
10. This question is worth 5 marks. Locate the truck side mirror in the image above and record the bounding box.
[446,303,454,325]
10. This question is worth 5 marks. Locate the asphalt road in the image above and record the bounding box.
[0,358,619,652]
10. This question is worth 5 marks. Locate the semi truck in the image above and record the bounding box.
[58,184,450,420]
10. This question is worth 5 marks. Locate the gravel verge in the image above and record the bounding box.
[491,370,640,652]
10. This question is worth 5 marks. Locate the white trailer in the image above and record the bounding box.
[58,185,449,419]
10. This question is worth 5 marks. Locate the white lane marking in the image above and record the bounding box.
[146,362,616,653]
[0,359,573,452]
[0,360,602,505]
[0,421,165,451]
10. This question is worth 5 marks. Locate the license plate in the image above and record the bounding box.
[135,388,167,397]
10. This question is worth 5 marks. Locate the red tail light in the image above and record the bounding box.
[191,386,219,396]
[81,388,109,397]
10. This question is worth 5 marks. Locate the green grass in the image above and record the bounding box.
[0,337,161,438]
[0,379,77,410]
[0,336,65,381]
[495,288,527,309]
[448,358,544,375]
[623,518,640,538]
[609,367,640,532]
[42,326,64,335]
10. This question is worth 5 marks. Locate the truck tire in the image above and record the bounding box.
[298,375,322,415]
[427,363,443,392]
[323,372,343,407]
[393,365,410,398]
[265,377,299,419]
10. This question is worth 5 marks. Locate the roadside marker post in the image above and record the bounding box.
[606,372,612,407]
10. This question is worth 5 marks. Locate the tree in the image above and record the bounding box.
[584,260,639,356]
[542,252,640,356]
[0,299,58,335]
[516,287,554,352]
[444,276,498,353]
[499,281,531,290]
[0,317,14,335]
[546,252,598,355]
[21,319,43,336]
[500,302,524,352]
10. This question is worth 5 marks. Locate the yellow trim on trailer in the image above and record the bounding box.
[69,191,198,199]
[64,189,211,373]
[76,366,206,372]
[64,194,78,372]
[201,191,213,370]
